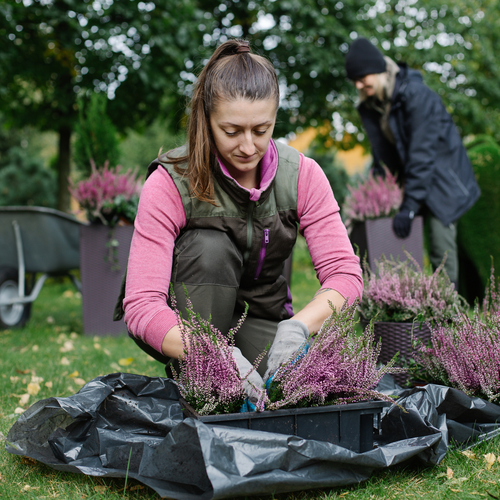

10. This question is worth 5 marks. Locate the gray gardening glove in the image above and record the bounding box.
[232,347,265,407]
[264,319,309,381]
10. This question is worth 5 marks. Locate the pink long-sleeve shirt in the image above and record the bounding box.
[123,147,363,354]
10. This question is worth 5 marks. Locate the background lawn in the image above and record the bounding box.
[1,236,500,499]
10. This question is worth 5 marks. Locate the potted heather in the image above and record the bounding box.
[359,252,467,384]
[175,295,401,452]
[412,267,500,401]
[69,161,143,336]
[343,167,423,269]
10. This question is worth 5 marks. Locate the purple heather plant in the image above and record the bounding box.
[69,160,142,226]
[359,252,467,323]
[170,290,266,416]
[413,266,500,402]
[266,300,402,410]
[343,167,403,233]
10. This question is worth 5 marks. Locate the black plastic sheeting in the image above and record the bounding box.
[6,372,500,499]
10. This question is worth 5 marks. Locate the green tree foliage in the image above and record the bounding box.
[0,0,199,211]
[0,147,57,207]
[457,136,500,299]
[74,93,120,174]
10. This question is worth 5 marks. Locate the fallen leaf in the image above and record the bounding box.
[10,376,19,384]
[19,394,30,405]
[74,378,86,386]
[16,369,30,374]
[31,375,44,384]
[21,456,37,466]
[94,485,107,493]
[22,485,31,491]
[57,333,67,343]
[14,407,25,414]
[130,485,145,491]
[94,343,101,350]
[118,357,134,367]
[450,489,462,493]
[32,345,39,352]
[68,371,79,378]
[45,381,53,389]
[93,336,100,343]
[20,346,29,354]
[110,363,121,372]
[103,348,111,356]
[60,357,70,366]
[46,316,55,324]
[484,453,496,470]
[0,431,6,443]
[70,332,78,339]
[27,382,40,396]
[447,467,454,479]
[63,290,74,298]
[59,341,74,353]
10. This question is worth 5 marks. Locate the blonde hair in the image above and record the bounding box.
[165,39,279,204]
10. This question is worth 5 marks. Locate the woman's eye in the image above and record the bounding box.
[225,131,238,136]
[255,130,267,135]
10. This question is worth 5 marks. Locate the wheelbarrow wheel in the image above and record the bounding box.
[0,267,31,329]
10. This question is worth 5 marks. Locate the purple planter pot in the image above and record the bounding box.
[350,216,423,271]
[80,224,134,336]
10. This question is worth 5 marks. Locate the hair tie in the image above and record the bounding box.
[236,43,250,54]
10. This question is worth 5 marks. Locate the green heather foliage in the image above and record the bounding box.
[0,147,57,208]
[74,94,121,176]
[458,136,500,291]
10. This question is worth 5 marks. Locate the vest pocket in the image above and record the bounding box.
[254,229,270,280]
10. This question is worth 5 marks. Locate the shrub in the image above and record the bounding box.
[359,252,467,323]
[342,167,403,233]
[0,147,57,208]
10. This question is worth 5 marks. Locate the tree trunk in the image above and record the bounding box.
[57,126,71,212]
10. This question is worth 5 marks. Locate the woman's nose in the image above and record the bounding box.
[239,132,255,155]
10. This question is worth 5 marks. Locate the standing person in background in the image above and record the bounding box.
[344,37,480,287]
[115,39,363,409]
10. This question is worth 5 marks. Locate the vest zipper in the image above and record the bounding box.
[254,228,269,280]
[242,201,256,269]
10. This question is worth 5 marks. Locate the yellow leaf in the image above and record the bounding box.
[18,394,30,405]
[45,381,53,389]
[14,407,25,414]
[110,362,121,372]
[10,376,19,384]
[93,336,100,343]
[74,378,86,386]
[70,332,78,339]
[484,453,496,470]
[31,375,44,384]
[32,345,39,352]
[103,348,111,356]
[446,467,454,479]
[449,489,462,493]
[46,316,55,324]
[60,357,70,366]
[68,371,79,378]
[57,333,67,344]
[27,382,40,396]
[94,485,106,493]
[94,343,101,350]
[22,485,31,491]
[62,290,74,298]
[118,357,134,367]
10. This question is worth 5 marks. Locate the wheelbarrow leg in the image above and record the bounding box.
[12,220,25,298]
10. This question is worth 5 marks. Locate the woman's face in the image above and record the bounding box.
[209,98,277,189]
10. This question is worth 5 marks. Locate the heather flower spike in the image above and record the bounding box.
[265,299,403,410]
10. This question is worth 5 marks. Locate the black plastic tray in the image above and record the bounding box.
[180,398,390,453]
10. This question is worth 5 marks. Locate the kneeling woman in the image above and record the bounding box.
[119,39,363,400]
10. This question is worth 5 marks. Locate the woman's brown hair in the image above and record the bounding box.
[165,39,279,205]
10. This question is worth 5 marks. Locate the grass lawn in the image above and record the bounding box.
[1,236,500,499]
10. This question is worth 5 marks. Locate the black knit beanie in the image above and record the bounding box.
[345,38,387,80]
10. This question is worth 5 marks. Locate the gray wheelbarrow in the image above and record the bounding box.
[0,206,86,329]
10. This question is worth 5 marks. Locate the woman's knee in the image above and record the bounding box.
[173,229,243,286]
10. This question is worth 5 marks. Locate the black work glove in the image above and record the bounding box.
[393,197,419,239]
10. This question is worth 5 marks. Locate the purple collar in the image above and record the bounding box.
[216,140,278,202]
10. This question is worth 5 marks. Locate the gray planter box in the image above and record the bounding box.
[350,216,423,271]
[80,224,134,336]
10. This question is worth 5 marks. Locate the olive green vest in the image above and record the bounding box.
[151,140,300,320]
